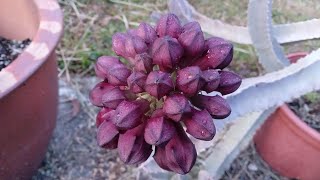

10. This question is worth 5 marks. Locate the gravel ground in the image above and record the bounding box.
[0,37,30,71]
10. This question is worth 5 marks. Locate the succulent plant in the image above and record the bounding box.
[90,13,241,174]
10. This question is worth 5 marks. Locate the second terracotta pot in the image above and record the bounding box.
[254,53,320,180]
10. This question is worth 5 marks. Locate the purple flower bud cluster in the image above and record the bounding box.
[90,13,242,174]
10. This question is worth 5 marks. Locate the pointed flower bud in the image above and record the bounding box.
[216,70,242,95]
[134,53,153,73]
[176,66,205,97]
[183,109,216,141]
[163,94,191,121]
[145,71,174,99]
[101,86,126,109]
[136,22,157,44]
[201,69,220,93]
[94,56,121,79]
[152,36,184,71]
[97,120,119,149]
[193,42,233,70]
[112,32,128,58]
[118,124,152,164]
[89,81,115,107]
[178,22,205,57]
[106,63,131,86]
[112,100,145,130]
[205,37,230,49]
[112,32,148,59]
[164,124,197,174]
[191,94,231,119]
[127,71,147,93]
[153,146,172,171]
[156,13,182,38]
[94,56,131,85]
[144,116,175,145]
[96,107,114,127]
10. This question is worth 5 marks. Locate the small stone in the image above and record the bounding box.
[247,163,258,171]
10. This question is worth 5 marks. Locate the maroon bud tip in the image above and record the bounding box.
[112,33,128,57]
[89,81,115,107]
[164,124,197,174]
[144,116,175,145]
[94,56,121,79]
[152,36,184,71]
[136,22,157,44]
[145,71,174,99]
[201,69,220,93]
[97,120,119,149]
[106,63,131,86]
[205,37,230,49]
[156,13,182,38]
[118,124,152,164]
[112,33,148,59]
[178,22,205,57]
[153,146,172,171]
[193,43,233,70]
[216,71,242,95]
[184,109,216,141]
[127,71,147,93]
[176,66,205,97]
[102,86,126,109]
[112,100,145,130]
[163,94,191,121]
[96,107,114,127]
[134,53,153,73]
[191,94,231,119]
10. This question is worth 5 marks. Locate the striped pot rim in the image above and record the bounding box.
[0,0,63,99]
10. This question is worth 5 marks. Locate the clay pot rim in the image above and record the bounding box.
[277,52,320,149]
[277,104,320,149]
[0,0,63,99]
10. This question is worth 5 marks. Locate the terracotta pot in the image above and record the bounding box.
[0,0,63,179]
[254,52,320,180]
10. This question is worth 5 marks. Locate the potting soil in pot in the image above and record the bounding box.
[288,91,320,132]
[0,37,31,71]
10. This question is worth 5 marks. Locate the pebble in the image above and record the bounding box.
[247,163,258,171]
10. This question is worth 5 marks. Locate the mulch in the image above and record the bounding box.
[0,37,30,71]
[288,91,320,132]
